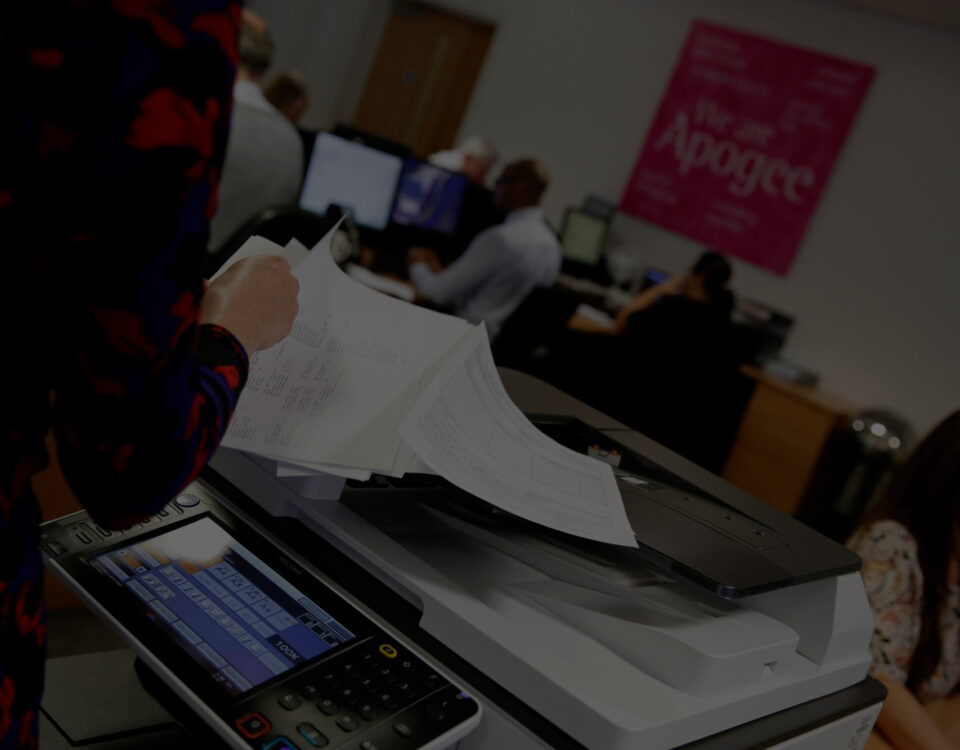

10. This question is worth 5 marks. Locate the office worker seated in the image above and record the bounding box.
[568,250,735,336]
[552,252,735,464]
[407,159,562,341]
[208,10,303,252]
[846,410,960,750]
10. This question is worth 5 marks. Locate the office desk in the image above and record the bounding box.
[722,365,858,515]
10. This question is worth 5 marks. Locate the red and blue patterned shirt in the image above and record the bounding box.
[1,2,246,746]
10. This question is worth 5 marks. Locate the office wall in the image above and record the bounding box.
[255,0,960,437]
[245,0,390,132]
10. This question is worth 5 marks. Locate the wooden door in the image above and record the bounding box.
[352,3,495,157]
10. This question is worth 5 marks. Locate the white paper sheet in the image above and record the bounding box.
[281,238,310,269]
[275,458,371,482]
[400,325,638,548]
[271,438,434,480]
[207,236,310,281]
[345,263,416,302]
[220,225,471,472]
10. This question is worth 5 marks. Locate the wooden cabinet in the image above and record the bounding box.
[722,366,857,515]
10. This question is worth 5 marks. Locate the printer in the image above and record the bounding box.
[202,410,885,750]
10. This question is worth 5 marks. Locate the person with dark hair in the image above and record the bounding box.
[568,250,735,336]
[614,250,733,332]
[846,411,960,750]
[208,9,303,251]
[407,159,562,340]
[558,250,736,463]
[263,70,309,124]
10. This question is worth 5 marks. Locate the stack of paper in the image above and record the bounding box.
[215,225,637,548]
[399,325,637,547]
[218,225,471,481]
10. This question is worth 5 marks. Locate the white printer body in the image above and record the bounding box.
[208,431,883,750]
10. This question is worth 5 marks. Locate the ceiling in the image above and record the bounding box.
[823,0,960,33]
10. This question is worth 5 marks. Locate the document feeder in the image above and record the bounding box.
[342,414,862,598]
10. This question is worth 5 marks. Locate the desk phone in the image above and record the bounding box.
[41,484,481,750]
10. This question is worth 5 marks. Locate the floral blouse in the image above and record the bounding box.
[1,2,243,747]
[847,519,960,702]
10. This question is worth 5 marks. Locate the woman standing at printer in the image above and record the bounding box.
[0,3,299,747]
[847,410,960,749]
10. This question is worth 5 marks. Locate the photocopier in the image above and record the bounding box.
[200,410,884,750]
[43,409,885,750]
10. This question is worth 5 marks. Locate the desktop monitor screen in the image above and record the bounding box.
[299,132,403,231]
[560,209,608,265]
[391,159,468,236]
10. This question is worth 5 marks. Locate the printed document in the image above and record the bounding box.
[220,226,471,474]
[207,237,309,281]
[400,325,638,548]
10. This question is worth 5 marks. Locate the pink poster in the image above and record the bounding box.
[620,21,874,275]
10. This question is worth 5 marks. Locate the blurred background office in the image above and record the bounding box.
[264,70,310,124]
[208,9,303,252]
[205,0,958,538]
[428,136,499,186]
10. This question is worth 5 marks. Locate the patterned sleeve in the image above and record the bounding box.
[1,2,245,527]
[847,520,924,685]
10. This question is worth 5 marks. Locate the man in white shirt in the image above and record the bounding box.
[208,10,303,252]
[408,159,562,340]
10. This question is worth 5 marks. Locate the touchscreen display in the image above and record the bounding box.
[91,517,355,696]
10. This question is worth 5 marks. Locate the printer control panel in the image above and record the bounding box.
[235,638,473,749]
[42,489,480,750]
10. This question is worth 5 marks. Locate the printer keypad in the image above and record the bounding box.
[242,640,477,749]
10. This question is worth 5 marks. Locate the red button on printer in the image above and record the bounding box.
[236,712,271,739]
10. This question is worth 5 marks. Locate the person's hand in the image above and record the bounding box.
[658,273,688,296]
[613,272,688,332]
[407,246,442,272]
[199,255,299,353]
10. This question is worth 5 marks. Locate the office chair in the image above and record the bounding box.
[491,285,581,372]
[607,311,734,467]
[206,206,338,278]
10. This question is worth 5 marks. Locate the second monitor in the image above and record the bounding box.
[391,159,468,236]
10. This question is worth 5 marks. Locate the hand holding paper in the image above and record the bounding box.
[215,226,637,548]
[201,255,300,353]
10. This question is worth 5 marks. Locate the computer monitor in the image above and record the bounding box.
[299,132,403,231]
[560,208,608,265]
[391,159,468,236]
[332,123,411,157]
